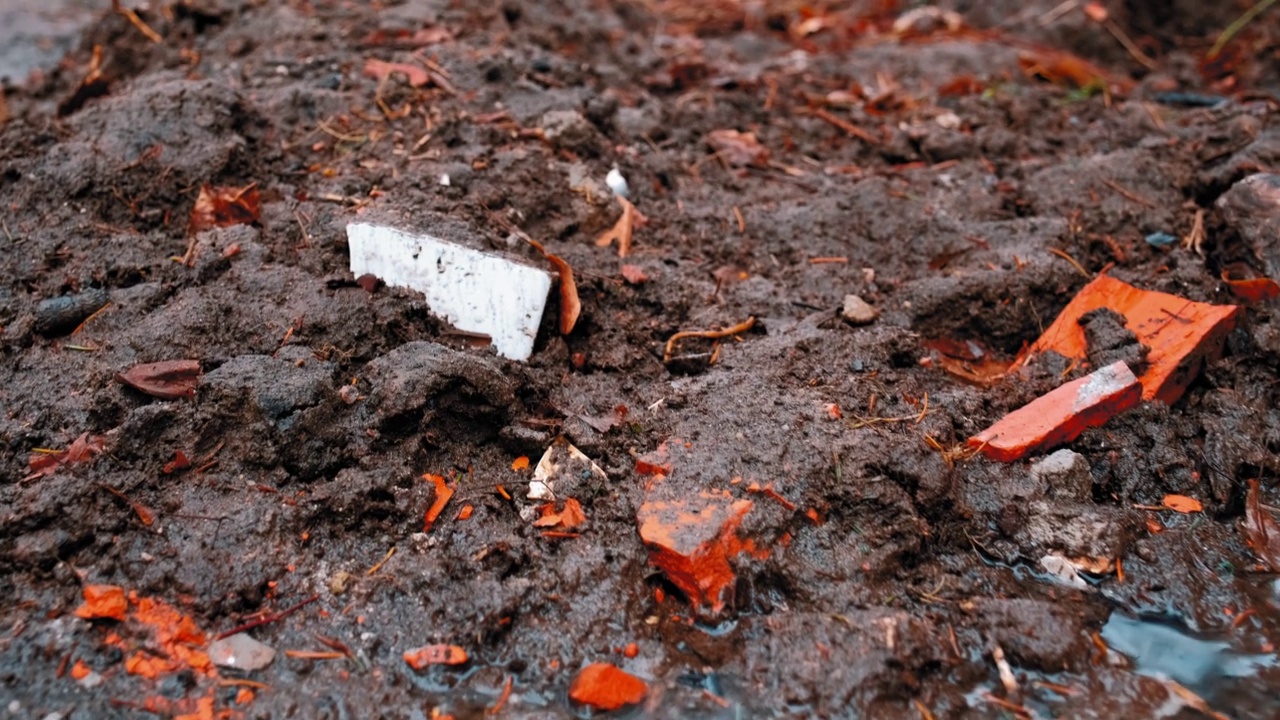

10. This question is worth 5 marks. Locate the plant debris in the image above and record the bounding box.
[596,196,648,257]
[1245,479,1280,571]
[526,238,581,334]
[116,360,202,399]
[25,433,105,482]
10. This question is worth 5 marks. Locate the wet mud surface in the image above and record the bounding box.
[3,1,1280,718]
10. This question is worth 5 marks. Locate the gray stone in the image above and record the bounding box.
[841,294,880,325]
[1030,449,1092,501]
[202,351,335,426]
[365,341,515,430]
[208,633,276,671]
[1015,501,1133,563]
[539,109,600,154]
[1219,173,1280,280]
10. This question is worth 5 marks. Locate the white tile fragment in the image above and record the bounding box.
[347,223,552,361]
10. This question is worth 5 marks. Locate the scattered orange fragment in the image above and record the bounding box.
[70,660,91,680]
[637,491,764,613]
[970,360,1142,462]
[568,663,648,711]
[423,473,455,532]
[511,456,530,471]
[1017,275,1238,405]
[404,644,468,669]
[457,504,474,521]
[623,642,639,658]
[75,584,128,621]
[1162,494,1203,513]
[235,688,255,705]
[533,498,587,531]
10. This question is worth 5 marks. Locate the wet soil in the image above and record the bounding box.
[4,1,1280,718]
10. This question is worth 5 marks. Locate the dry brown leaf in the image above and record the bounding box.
[24,433,105,482]
[189,184,261,235]
[116,360,202,399]
[596,196,648,257]
[706,129,769,167]
[1245,479,1280,571]
[526,238,580,334]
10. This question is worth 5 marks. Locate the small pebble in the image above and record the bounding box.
[208,633,276,671]
[841,294,880,325]
[330,570,353,595]
[606,167,629,197]
[1145,231,1178,247]
[338,385,360,404]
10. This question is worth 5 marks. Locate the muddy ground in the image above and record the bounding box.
[4,0,1280,718]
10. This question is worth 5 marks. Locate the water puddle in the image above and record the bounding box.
[1100,612,1275,695]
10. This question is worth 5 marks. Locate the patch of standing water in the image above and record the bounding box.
[1100,612,1275,696]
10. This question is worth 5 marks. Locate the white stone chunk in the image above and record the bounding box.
[208,632,276,671]
[347,223,552,361]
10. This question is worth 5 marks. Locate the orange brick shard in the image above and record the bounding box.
[568,663,648,711]
[970,360,1142,462]
[74,584,128,621]
[1018,275,1237,405]
[637,491,759,613]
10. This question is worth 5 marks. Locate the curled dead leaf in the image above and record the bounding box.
[190,184,261,235]
[1245,479,1280,571]
[596,196,648,258]
[526,238,581,334]
[116,360,202,399]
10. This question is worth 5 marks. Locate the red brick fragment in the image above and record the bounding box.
[1018,275,1237,404]
[970,360,1141,462]
[637,491,763,613]
[568,662,647,711]
[74,584,128,621]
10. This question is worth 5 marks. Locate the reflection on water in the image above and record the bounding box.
[1101,612,1275,696]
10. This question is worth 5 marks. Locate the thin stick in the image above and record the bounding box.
[1210,0,1280,58]
[1100,178,1157,208]
[1103,19,1157,70]
[664,317,756,363]
[1048,247,1092,278]
[212,594,319,641]
[116,5,163,43]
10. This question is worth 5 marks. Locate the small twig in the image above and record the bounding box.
[116,4,163,43]
[1210,0,1280,58]
[366,547,395,576]
[664,317,756,363]
[1102,19,1158,70]
[1100,178,1157,208]
[212,594,320,641]
[1047,247,1092,278]
[284,650,346,660]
